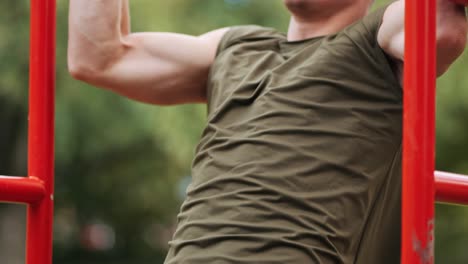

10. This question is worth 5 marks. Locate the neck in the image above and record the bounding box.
[287,6,367,41]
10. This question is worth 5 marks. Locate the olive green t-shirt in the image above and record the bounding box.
[165,5,402,264]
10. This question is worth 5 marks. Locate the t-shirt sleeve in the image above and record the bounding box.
[344,4,402,98]
[339,4,392,58]
[361,4,391,44]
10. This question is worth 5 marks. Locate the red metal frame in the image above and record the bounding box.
[0,1,56,264]
[435,171,468,205]
[402,0,468,263]
[402,0,437,263]
[26,1,56,263]
[0,176,46,204]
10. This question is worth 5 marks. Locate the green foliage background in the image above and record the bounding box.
[0,0,467,263]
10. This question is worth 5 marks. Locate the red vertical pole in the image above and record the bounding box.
[26,0,56,263]
[402,0,437,263]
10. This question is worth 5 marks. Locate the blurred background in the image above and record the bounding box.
[0,0,467,263]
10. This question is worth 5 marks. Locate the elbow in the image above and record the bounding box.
[67,42,99,81]
[68,60,94,81]
[67,42,126,82]
[437,9,468,49]
[67,53,110,83]
[67,47,101,81]
[437,26,467,54]
[436,24,467,76]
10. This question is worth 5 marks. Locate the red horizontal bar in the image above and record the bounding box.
[0,176,46,204]
[435,171,468,205]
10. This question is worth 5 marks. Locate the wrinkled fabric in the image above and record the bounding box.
[165,5,402,264]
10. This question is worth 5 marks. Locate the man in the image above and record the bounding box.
[68,0,467,263]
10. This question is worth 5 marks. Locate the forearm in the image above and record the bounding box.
[121,0,131,36]
[68,0,126,71]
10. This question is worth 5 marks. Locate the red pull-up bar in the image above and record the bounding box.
[0,0,56,264]
[435,171,468,205]
[403,0,468,263]
[402,0,437,263]
[26,0,56,263]
[0,176,45,204]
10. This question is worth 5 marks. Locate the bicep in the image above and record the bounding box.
[95,28,229,105]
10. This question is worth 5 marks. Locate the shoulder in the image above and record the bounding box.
[341,3,396,43]
[327,3,403,89]
[216,25,282,55]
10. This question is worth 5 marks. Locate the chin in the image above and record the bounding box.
[283,0,355,13]
[283,0,313,8]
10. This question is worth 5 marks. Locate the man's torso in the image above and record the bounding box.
[165,6,402,264]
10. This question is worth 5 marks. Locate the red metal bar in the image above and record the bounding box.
[402,0,437,263]
[435,171,468,205]
[0,176,46,204]
[26,0,56,263]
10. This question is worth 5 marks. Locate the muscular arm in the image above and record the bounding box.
[68,0,228,105]
[378,0,467,77]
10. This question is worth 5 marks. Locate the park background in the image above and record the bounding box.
[1,0,468,263]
